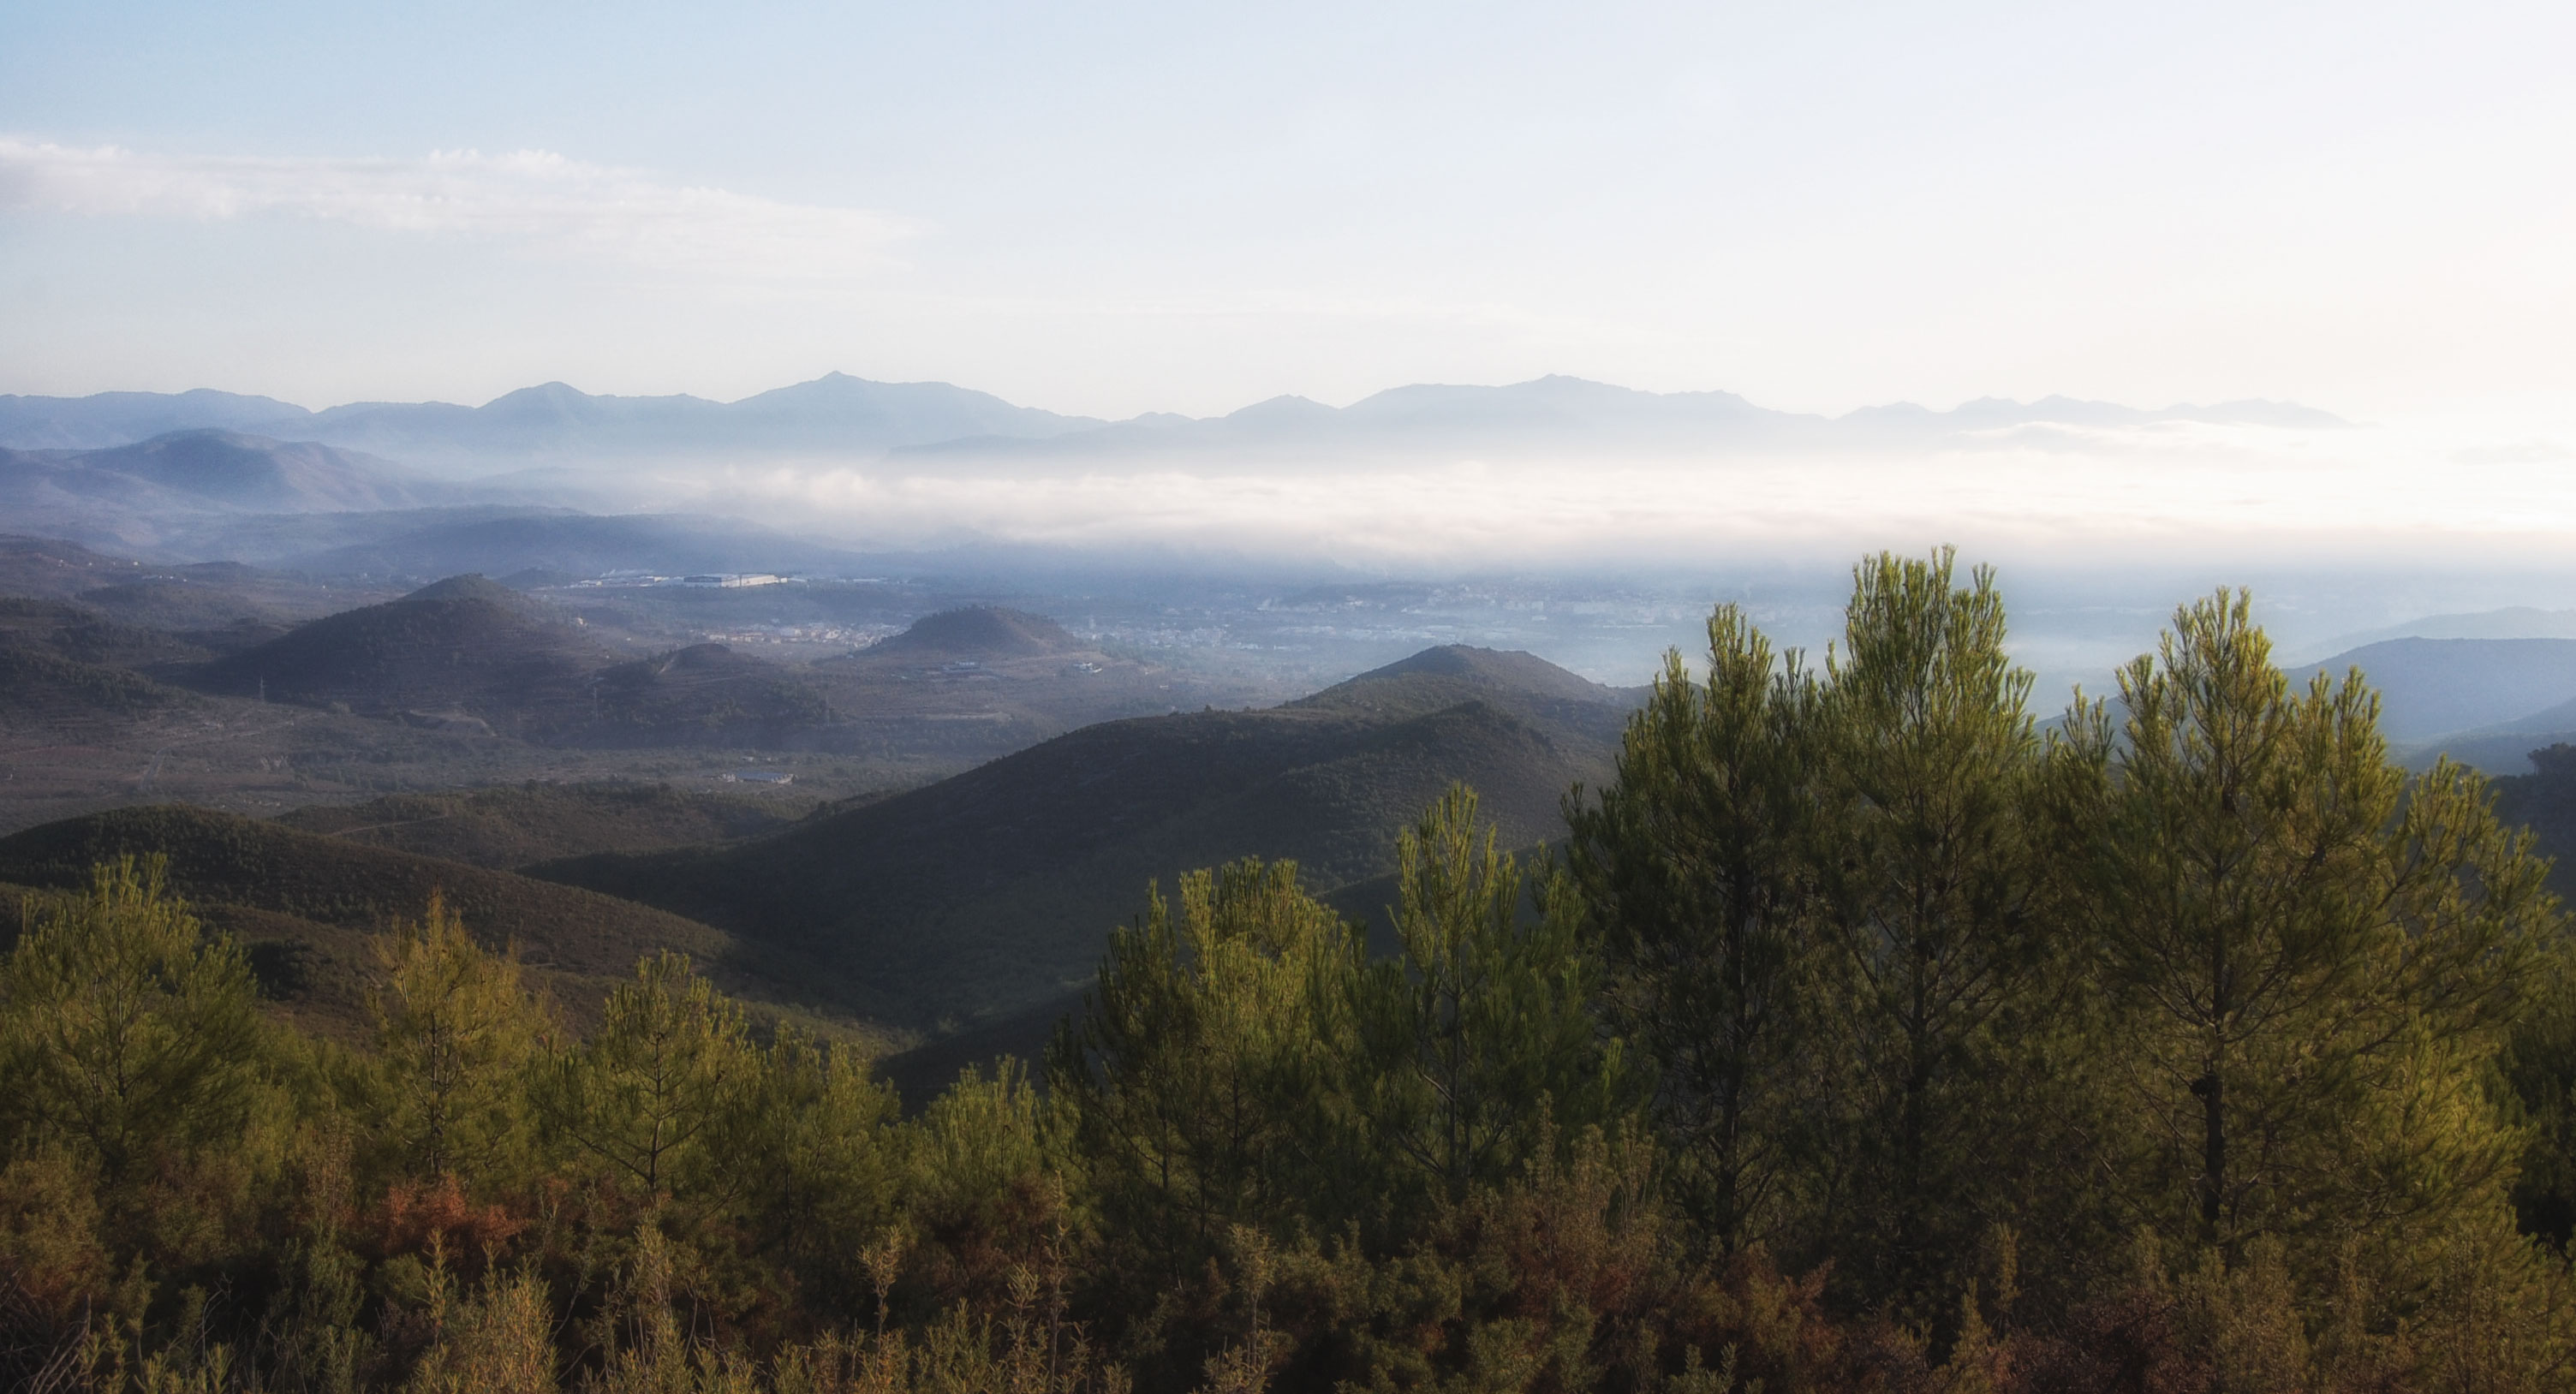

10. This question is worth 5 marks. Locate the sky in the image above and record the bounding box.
[3,0,2573,428]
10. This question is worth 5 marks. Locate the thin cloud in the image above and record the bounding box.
[0,139,921,281]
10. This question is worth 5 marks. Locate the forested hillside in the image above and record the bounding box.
[3,551,2573,1393]
[534,645,1637,1025]
[0,806,852,1041]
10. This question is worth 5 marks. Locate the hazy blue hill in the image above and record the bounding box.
[2298,607,2576,658]
[0,376,1102,471]
[890,376,2351,468]
[306,384,720,460]
[0,390,310,450]
[2396,690,2576,774]
[0,433,438,556]
[528,645,1636,1027]
[298,372,1101,464]
[68,431,428,511]
[0,533,157,596]
[717,372,1100,448]
[892,375,1814,464]
[3,378,2352,483]
[2289,637,2576,742]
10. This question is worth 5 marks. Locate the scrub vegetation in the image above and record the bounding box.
[6,552,2575,1392]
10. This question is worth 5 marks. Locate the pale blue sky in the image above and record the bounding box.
[3,1,2569,422]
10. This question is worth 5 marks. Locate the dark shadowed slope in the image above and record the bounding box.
[188,574,608,727]
[568,643,835,748]
[0,645,204,726]
[274,783,803,869]
[0,805,868,1040]
[531,646,1639,1028]
[860,605,1075,659]
[187,576,860,748]
[2492,745,2576,903]
[1288,643,1640,746]
[870,858,1426,1106]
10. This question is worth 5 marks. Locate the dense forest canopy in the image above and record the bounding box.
[4,550,2573,1393]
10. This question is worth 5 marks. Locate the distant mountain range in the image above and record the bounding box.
[0,375,1102,463]
[0,374,2352,472]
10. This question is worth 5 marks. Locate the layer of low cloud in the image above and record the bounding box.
[0,139,919,282]
[589,419,2576,574]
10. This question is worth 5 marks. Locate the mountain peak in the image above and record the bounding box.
[870,606,1074,658]
[401,573,530,607]
[1292,645,1637,737]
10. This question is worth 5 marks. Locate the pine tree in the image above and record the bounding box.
[1347,783,1631,1206]
[1049,857,1360,1284]
[1810,551,2044,1312]
[2066,589,2553,1282]
[0,857,265,1189]
[1565,605,1820,1252]
[364,894,550,1188]
[539,950,753,1199]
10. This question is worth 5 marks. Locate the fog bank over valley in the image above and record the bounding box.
[9,372,2576,712]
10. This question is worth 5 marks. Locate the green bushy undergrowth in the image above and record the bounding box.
[7,551,2576,1393]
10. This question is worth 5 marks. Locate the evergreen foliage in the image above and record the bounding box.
[4,551,2576,1392]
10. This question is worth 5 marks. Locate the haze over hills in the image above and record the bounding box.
[172,580,1280,757]
[0,374,2350,474]
[263,509,881,578]
[530,645,1642,1028]
[0,375,1104,465]
[900,376,2350,468]
[2291,637,2576,745]
[0,390,314,450]
[2291,607,2576,660]
[0,430,443,551]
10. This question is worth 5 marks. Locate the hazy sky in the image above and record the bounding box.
[3,1,2570,425]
